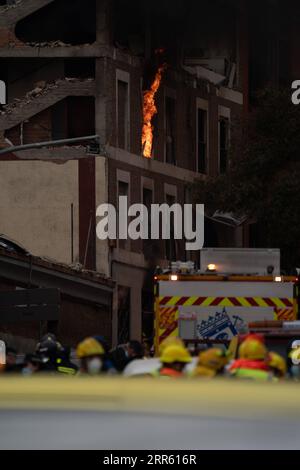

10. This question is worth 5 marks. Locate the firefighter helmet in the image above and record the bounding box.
[160,344,192,364]
[76,337,105,359]
[238,335,268,360]
[158,337,185,356]
[197,347,229,371]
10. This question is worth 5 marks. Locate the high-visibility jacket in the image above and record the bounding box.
[229,359,271,381]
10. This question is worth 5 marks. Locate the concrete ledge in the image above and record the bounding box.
[0,44,142,66]
[13,147,93,161]
[106,146,205,184]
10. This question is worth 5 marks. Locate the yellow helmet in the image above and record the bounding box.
[289,345,300,363]
[158,337,185,356]
[268,352,287,377]
[76,337,105,359]
[239,337,267,360]
[198,348,228,371]
[193,365,217,378]
[160,344,192,364]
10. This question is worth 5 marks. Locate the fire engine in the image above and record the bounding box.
[154,250,300,354]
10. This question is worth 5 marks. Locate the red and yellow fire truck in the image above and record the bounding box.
[154,262,299,353]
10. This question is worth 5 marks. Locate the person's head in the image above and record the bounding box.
[6,347,17,366]
[159,344,192,372]
[238,334,268,361]
[126,340,144,359]
[76,337,105,375]
[36,334,63,362]
[197,348,229,373]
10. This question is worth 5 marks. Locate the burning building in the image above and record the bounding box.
[0,0,295,346]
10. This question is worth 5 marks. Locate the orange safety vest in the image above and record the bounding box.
[152,367,184,378]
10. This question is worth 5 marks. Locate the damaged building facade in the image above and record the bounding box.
[0,0,295,346]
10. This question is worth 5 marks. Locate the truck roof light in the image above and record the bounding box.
[207,263,217,272]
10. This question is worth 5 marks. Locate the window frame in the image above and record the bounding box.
[116,69,130,151]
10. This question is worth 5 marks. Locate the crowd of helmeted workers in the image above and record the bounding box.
[1,332,300,381]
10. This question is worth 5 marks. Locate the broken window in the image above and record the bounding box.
[197,108,208,174]
[219,117,229,174]
[165,96,176,165]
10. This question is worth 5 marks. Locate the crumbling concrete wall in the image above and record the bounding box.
[0,0,55,47]
[0,78,95,131]
[0,0,97,47]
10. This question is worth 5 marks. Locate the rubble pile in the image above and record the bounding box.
[5,40,94,48]
[0,0,22,13]
[26,40,73,48]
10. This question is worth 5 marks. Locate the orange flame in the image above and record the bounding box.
[142,65,166,158]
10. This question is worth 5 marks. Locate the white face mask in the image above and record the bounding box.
[87,357,102,375]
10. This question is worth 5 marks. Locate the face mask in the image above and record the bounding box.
[87,357,102,375]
